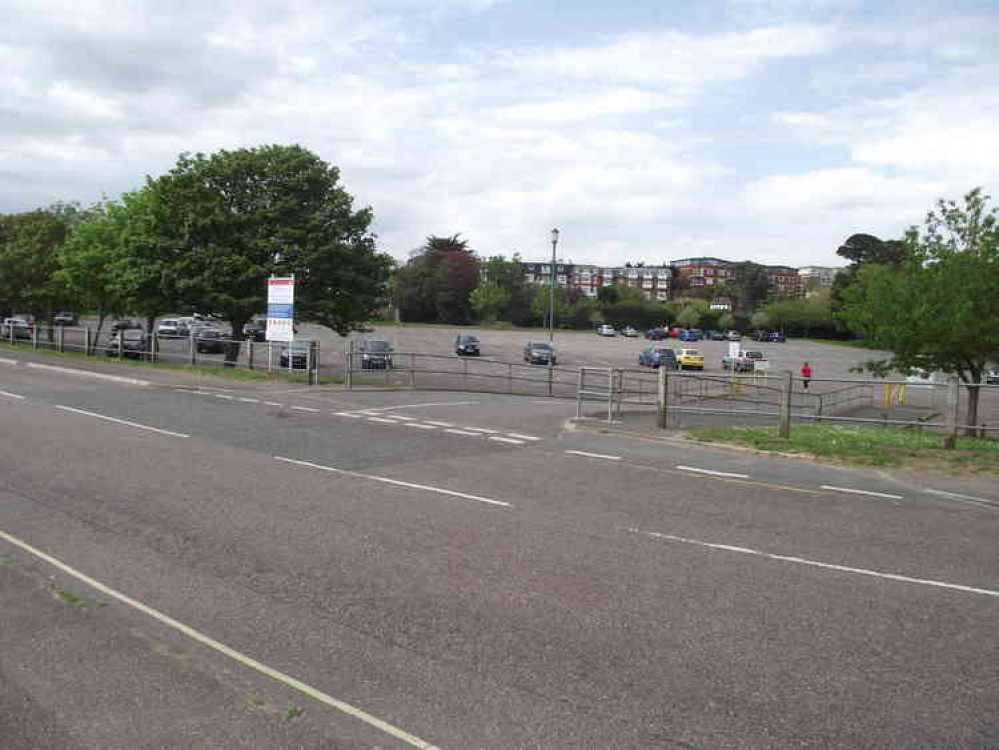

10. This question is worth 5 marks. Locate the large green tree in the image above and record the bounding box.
[841,188,999,432]
[470,280,509,323]
[395,234,479,324]
[154,144,390,353]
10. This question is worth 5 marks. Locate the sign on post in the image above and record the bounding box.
[266,276,294,342]
[728,341,741,359]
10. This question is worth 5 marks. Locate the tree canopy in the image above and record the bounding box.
[395,234,479,324]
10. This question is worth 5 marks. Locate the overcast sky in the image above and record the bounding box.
[3,0,997,267]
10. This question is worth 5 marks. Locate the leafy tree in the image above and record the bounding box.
[530,283,570,328]
[733,262,770,310]
[470,280,509,324]
[396,234,478,324]
[676,305,702,329]
[831,233,906,317]
[596,285,619,305]
[841,188,999,432]
[718,312,736,331]
[750,309,773,330]
[154,145,390,357]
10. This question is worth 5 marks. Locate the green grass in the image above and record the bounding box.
[48,585,106,608]
[0,341,343,385]
[0,554,15,566]
[689,424,999,472]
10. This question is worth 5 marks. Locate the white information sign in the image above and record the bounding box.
[266,276,295,342]
[728,341,741,359]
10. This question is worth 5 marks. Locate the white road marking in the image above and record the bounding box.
[366,417,399,424]
[460,427,499,434]
[274,456,511,508]
[506,433,541,441]
[237,397,260,403]
[444,428,481,436]
[55,406,189,438]
[214,394,234,400]
[389,415,416,421]
[625,527,999,599]
[0,529,441,749]
[423,420,454,427]
[0,390,25,400]
[923,488,998,508]
[677,465,750,479]
[365,401,480,412]
[263,401,284,407]
[821,485,903,500]
[291,406,320,413]
[489,436,526,445]
[565,450,621,461]
[335,412,364,418]
[405,423,437,430]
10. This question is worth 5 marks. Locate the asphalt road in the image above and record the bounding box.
[1,365,997,749]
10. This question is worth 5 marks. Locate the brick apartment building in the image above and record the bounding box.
[521,263,672,300]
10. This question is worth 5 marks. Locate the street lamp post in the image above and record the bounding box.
[549,227,560,343]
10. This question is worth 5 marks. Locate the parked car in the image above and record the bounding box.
[726,330,741,341]
[668,327,682,338]
[455,334,481,356]
[523,341,556,365]
[360,339,394,369]
[156,319,183,338]
[52,311,77,326]
[709,330,726,341]
[106,329,150,359]
[112,319,143,333]
[755,330,786,343]
[722,350,765,373]
[279,340,313,369]
[621,326,639,338]
[983,367,999,385]
[195,329,229,354]
[638,345,678,369]
[644,328,667,340]
[2,317,32,340]
[678,348,704,370]
[679,329,700,342]
[244,317,268,342]
[596,324,616,337]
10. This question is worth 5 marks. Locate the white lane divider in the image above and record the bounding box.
[405,423,437,430]
[214,394,234,400]
[565,450,621,461]
[460,427,499,434]
[444,428,480,436]
[0,528,442,749]
[676,465,750,479]
[55,405,189,438]
[923,488,998,508]
[290,406,319,413]
[263,401,284,407]
[335,412,363,418]
[237,397,260,403]
[506,433,541,442]
[274,456,511,508]
[624,527,999,599]
[489,436,525,445]
[423,421,454,427]
[366,417,399,424]
[821,485,903,500]
[389,415,416,421]
[0,390,25,399]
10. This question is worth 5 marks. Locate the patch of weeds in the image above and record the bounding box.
[48,584,106,608]
[0,554,15,565]
[242,693,303,721]
[279,705,303,721]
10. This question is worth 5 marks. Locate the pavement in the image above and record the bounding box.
[1,361,997,749]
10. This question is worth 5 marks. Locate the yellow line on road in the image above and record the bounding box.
[0,529,441,750]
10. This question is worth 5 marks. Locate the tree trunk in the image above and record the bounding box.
[92,313,107,355]
[145,315,157,336]
[964,383,981,437]
[223,318,248,367]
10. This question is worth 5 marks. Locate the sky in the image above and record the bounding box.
[2,0,997,268]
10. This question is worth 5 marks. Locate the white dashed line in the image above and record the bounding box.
[405,423,437,430]
[291,406,319,413]
[444,429,481,436]
[821,485,903,500]
[676,465,750,479]
[274,456,511,508]
[263,401,284,407]
[625,527,999,599]
[335,412,364,418]
[0,528,441,749]
[388,415,416,421]
[565,450,621,461]
[923,488,998,508]
[0,390,25,399]
[460,427,499,434]
[364,401,480,412]
[367,417,399,424]
[423,421,454,427]
[489,436,525,445]
[55,405,189,438]
[506,433,541,441]
[214,394,234,400]
[237,397,260,403]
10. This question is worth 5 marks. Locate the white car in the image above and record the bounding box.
[726,331,742,341]
[621,326,639,338]
[597,324,616,337]
[156,319,183,338]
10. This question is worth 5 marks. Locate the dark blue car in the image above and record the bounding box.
[638,345,679,369]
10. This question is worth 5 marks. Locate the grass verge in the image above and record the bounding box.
[688,424,999,473]
[0,341,343,385]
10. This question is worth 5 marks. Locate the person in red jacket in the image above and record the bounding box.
[801,361,812,389]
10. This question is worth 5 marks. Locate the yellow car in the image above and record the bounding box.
[678,348,704,370]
